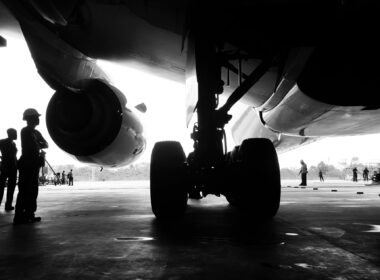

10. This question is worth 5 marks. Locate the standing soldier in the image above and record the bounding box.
[14,109,48,225]
[0,128,18,211]
[298,160,308,186]
[352,167,358,182]
[363,167,369,181]
[54,172,61,186]
[61,170,66,185]
[68,169,74,186]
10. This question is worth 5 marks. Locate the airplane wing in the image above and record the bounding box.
[2,0,380,219]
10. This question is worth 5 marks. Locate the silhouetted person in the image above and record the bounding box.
[363,167,369,181]
[55,172,61,186]
[319,169,324,182]
[68,169,74,186]
[14,109,48,225]
[187,151,202,199]
[0,128,18,211]
[299,160,308,186]
[352,167,358,182]
[61,170,66,185]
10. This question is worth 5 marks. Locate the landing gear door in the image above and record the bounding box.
[185,33,197,127]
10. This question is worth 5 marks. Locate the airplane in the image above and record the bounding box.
[1,0,380,221]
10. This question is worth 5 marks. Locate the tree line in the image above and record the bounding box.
[45,157,378,182]
[45,162,150,181]
[281,157,379,180]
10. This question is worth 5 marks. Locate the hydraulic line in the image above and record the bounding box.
[219,57,274,115]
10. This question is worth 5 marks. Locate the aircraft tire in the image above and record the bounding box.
[229,138,281,219]
[150,141,188,220]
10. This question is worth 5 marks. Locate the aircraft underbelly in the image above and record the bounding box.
[4,0,380,152]
[0,1,19,36]
[57,3,186,83]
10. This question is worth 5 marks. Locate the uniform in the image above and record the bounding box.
[0,138,18,209]
[299,160,308,186]
[14,126,47,222]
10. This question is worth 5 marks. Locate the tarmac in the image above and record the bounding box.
[0,180,380,279]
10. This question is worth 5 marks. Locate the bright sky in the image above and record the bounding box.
[2,33,380,169]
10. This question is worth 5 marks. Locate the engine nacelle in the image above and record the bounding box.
[46,79,146,167]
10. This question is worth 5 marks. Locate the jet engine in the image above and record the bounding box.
[46,79,146,167]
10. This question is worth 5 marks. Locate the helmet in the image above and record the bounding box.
[23,108,41,120]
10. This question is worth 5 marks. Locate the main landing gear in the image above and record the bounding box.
[150,141,188,219]
[150,30,281,221]
[225,139,280,219]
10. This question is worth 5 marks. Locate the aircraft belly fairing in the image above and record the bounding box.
[231,106,318,154]
[263,86,380,137]
[232,83,380,153]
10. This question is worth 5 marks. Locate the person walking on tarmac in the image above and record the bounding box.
[14,109,48,225]
[0,128,18,211]
[299,160,308,186]
[318,169,324,182]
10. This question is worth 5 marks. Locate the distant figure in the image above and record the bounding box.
[61,170,66,185]
[55,172,61,186]
[352,167,358,182]
[68,169,74,186]
[299,160,308,186]
[319,169,324,182]
[14,109,48,225]
[363,167,369,181]
[0,128,18,211]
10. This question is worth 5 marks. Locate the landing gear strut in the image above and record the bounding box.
[150,28,281,220]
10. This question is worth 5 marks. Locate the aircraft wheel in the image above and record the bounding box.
[150,141,188,220]
[231,138,281,219]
